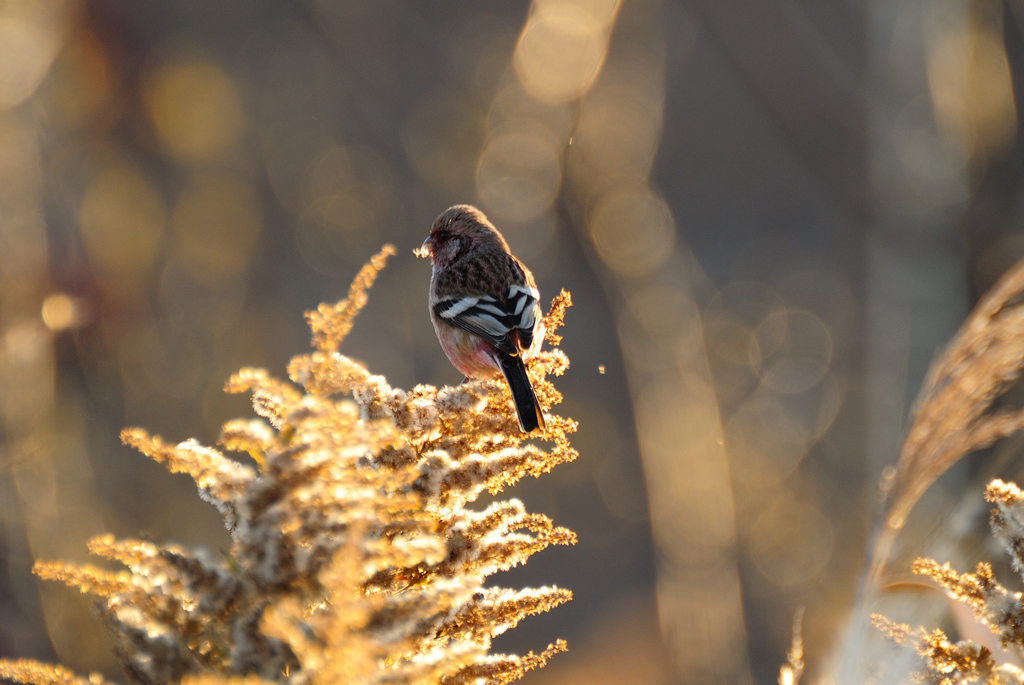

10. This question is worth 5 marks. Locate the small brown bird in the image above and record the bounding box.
[420,205,546,433]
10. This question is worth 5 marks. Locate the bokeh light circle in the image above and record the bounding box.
[747,499,833,588]
[589,187,675,278]
[78,164,166,287]
[756,309,833,394]
[144,60,244,160]
[476,129,561,223]
[513,0,617,103]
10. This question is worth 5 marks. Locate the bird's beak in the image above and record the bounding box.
[414,236,435,259]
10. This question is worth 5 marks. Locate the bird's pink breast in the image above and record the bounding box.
[434,323,501,379]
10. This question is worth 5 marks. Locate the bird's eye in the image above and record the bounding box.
[437,230,451,241]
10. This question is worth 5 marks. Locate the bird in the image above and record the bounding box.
[420,205,546,433]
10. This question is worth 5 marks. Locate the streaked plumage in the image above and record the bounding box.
[422,205,546,432]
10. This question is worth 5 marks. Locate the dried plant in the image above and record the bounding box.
[0,246,578,685]
[778,608,805,685]
[869,260,1024,585]
[871,612,1022,685]
[855,259,1024,684]
[871,480,1024,684]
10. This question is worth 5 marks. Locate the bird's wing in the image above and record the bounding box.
[434,284,540,356]
[507,284,539,350]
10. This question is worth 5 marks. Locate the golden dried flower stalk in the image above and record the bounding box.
[0,661,107,685]
[870,259,1024,584]
[777,607,804,685]
[870,614,1019,685]
[872,479,1024,684]
[866,261,1024,684]
[307,244,396,355]
[0,246,577,685]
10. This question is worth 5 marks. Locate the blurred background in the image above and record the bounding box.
[1,0,1023,683]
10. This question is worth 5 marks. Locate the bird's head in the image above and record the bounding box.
[418,205,510,269]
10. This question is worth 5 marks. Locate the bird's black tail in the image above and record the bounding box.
[497,353,546,433]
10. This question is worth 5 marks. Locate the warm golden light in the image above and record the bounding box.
[0,3,73,112]
[144,60,244,160]
[589,187,675,278]
[573,63,663,183]
[513,0,620,103]
[488,83,575,142]
[41,294,78,332]
[927,22,1017,157]
[476,129,561,222]
[78,163,167,287]
[748,499,833,587]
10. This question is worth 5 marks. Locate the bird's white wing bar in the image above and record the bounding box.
[435,286,540,354]
[438,296,483,318]
[436,296,516,354]
[509,285,540,300]
[471,301,509,318]
[506,286,539,328]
